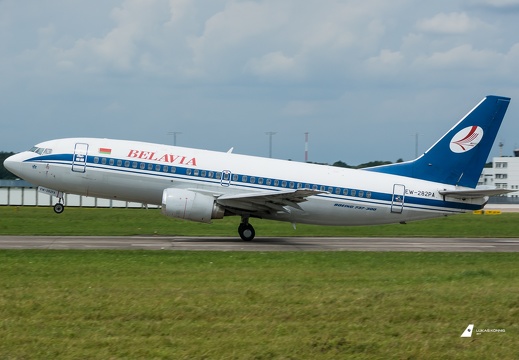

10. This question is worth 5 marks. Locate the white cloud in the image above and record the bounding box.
[415,44,501,69]
[416,12,478,34]
[365,49,404,67]
[245,51,301,79]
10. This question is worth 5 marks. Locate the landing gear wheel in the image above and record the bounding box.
[53,203,65,214]
[238,223,255,241]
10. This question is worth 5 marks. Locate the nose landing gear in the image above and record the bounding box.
[53,193,65,214]
[53,202,65,214]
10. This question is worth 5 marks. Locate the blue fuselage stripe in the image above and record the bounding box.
[25,154,480,212]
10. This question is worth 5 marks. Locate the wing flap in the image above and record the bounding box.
[217,189,325,214]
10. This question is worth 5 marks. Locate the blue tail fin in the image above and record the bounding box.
[367,95,511,188]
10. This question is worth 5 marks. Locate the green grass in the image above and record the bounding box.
[1,207,518,358]
[1,206,519,237]
[0,251,517,359]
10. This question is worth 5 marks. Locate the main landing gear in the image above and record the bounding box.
[238,217,255,241]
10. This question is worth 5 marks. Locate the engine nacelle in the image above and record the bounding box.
[161,188,225,223]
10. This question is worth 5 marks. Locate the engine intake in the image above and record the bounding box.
[161,188,224,223]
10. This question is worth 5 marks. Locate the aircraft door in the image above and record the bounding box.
[72,143,89,173]
[391,184,405,213]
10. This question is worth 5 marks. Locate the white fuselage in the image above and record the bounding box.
[5,138,485,226]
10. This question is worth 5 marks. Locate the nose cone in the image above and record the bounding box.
[3,153,23,178]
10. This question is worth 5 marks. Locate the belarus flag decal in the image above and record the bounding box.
[99,147,112,155]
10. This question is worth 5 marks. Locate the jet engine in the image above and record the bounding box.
[161,188,225,223]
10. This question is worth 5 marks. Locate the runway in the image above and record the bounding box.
[1,236,519,252]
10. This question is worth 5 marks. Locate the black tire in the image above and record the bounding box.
[238,223,255,241]
[53,203,65,214]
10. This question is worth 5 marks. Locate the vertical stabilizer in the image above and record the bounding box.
[367,95,511,188]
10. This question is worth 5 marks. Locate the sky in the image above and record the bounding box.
[1,0,519,165]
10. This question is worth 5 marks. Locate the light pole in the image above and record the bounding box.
[168,132,182,146]
[266,132,276,158]
[304,132,309,162]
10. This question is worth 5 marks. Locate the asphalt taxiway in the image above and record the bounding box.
[1,236,519,252]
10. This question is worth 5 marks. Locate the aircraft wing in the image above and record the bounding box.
[439,188,515,199]
[216,189,326,214]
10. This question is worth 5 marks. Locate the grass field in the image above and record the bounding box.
[0,207,518,359]
[1,206,519,237]
[0,251,517,359]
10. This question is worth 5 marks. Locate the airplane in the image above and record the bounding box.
[3,95,513,241]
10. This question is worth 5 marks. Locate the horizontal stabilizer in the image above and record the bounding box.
[439,188,514,199]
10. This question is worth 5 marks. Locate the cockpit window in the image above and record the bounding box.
[29,147,52,155]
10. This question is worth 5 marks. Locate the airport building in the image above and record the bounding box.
[479,149,519,199]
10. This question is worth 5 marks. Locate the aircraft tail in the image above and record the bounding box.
[367,95,511,188]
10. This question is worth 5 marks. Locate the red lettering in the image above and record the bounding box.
[127,149,197,167]
[127,149,141,158]
[157,154,169,162]
[186,158,197,166]
[139,151,152,159]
